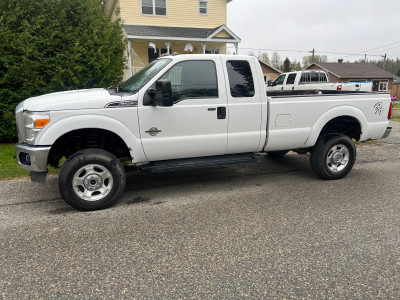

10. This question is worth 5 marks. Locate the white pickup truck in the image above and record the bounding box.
[266,70,373,93]
[15,55,392,210]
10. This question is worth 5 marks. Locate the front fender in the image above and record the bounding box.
[35,114,147,163]
[304,106,369,147]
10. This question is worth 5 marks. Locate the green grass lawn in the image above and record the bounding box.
[393,103,400,109]
[391,116,400,122]
[0,143,60,180]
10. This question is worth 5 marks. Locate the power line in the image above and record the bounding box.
[228,45,398,60]
[357,40,400,54]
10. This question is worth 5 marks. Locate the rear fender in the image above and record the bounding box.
[304,106,368,147]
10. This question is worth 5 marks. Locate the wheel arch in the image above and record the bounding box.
[305,106,368,147]
[36,114,146,166]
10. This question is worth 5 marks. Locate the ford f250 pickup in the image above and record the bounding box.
[266,70,373,93]
[15,55,392,210]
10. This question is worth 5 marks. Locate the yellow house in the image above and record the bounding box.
[103,0,240,77]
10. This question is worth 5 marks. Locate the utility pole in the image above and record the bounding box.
[382,53,387,70]
[309,48,315,63]
[364,54,367,63]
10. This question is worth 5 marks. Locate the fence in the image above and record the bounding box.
[392,82,400,98]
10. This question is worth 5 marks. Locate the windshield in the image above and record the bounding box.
[119,58,171,93]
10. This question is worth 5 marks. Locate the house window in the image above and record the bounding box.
[205,48,219,54]
[148,47,171,63]
[226,60,255,98]
[379,81,388,91]
[142,0,166,16]
[199,1,208,14]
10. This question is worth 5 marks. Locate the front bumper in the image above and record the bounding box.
[15,143,51,173]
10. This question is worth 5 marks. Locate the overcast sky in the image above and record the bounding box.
[227,0,400,63]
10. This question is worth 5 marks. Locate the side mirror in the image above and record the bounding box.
[155,79,173,107]
[267,80,272,87]
[143,88,156,106]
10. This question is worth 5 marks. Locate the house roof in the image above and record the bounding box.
[123,24,241,43]
[308,63,395,79]
[258,59,282,74]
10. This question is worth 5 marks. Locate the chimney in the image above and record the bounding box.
[338,59,343,63]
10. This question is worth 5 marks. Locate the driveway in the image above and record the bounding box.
[1,121,399,298]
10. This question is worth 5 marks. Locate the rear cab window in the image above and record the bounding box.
[226,60,255,97]
[286,73,297,85]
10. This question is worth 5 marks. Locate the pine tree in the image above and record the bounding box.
[283,57,291,72]
[0,0,126,142]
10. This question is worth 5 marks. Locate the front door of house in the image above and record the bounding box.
[372,80,379,92]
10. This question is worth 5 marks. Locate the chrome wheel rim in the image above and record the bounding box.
[72,164,113,201]
[326,144,350,173]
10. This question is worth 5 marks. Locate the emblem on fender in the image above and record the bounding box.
[374,102,383,115]
[145,127,162,136]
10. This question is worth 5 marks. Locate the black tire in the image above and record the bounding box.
[58,149,126,211]
[310,134,356,180]
[267,150,289,158]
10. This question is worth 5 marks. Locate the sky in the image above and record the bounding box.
[227,0,400,63]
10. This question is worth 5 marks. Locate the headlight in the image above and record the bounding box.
[23,111,50,144]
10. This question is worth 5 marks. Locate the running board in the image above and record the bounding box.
[139,153,264,173]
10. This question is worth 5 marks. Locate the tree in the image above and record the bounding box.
[283,57,291,72]
[0,0,126,142]
[397,67,400,77]
[271,52,282,70]
[302,55,328,68]
[258,52,270,64]
[290,60,302,71]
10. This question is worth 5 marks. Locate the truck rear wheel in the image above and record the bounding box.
[58,149,126,211]
[310,134,356,180]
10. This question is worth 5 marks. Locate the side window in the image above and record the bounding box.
[286,73,297,85]
[161,60,218,102]
[226,60,255,97]
[273,74,286,86]
[310,72,318,82]
[300,72,310,83]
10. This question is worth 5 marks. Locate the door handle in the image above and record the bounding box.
[217,107,226,119]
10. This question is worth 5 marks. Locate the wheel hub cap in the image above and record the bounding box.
[83,174,103,191]
[72,164,113,201]
[326,144,350,173]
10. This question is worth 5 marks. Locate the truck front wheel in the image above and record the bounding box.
[58,149,126,211]
[310,134,356,180]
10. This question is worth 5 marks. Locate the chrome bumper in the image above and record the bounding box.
[15,143,51,173]
[382,126,392,139]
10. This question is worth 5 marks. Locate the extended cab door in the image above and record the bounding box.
[282,73,297,90]
[137,58,228,162]
[221,57,263,153]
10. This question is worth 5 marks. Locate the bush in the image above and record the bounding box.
[0,0,126,142]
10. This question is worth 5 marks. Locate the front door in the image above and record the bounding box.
[138,58,229,162]
[372,80,379,92]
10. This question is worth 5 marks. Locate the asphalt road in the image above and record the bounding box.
[1,122,399,299]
